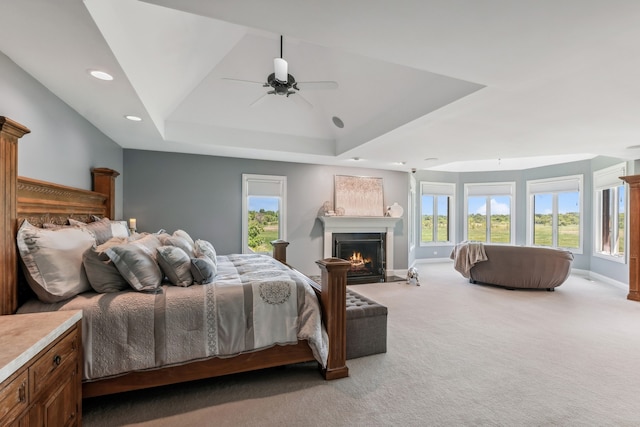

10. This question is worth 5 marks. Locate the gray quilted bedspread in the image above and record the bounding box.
[18,254,327,381]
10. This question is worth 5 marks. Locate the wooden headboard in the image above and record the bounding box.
[0,116,119,314]
[17,177,107,225]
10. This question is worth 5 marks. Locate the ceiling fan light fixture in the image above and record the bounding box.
[274,58,288,83]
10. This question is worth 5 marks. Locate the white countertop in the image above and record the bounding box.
[0,310,82,384]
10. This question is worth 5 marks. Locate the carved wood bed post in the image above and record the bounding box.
[621,175,640,302]
[316,257,350,380]
[271,239,290,264]
[0,117,30,315]
[92,167,120,219]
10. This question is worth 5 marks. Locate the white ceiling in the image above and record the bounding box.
[2,0,640,172]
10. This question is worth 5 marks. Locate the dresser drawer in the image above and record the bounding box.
[0,371,28,423]
[30,328,78,397]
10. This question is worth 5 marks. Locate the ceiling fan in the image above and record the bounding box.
[223,36,338,108]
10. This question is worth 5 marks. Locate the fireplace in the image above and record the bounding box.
[318,215,401,283]
[333,233,386,283]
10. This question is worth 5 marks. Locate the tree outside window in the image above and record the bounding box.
[242,174,286,254]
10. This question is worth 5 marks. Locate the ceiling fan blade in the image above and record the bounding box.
[250,91,272,107]
[295,81,339,90]
[288,91,313,109]
[274,58,288,83]
[222,78,267,86]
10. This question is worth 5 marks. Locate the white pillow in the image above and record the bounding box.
[173,229,195,247]
[17,220,94,303]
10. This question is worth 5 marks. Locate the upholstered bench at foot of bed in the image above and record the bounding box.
[346,289,388,359]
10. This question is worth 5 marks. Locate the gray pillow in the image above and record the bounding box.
[105,244,163,292]
[158,233,194,256]
[82,248,129,293]
[157,246,193,287]
[16,220,94,303]
[190,256,217,284]
[69,217,129,245]
[193,239,217,266]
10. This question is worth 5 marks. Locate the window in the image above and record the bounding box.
[242,174,286,254]
[464,182,515,244]
[594,163,627,261]
[526,175,582,251]
[420,182,455,244]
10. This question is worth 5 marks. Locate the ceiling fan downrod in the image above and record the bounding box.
[273,35,288,83]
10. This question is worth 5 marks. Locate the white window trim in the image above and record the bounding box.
[419,181,456,246]
[525,174,583,254]
[409,175,416,251]
[593,162,627,263]
[463,181,516,245]
[242,174,287,254]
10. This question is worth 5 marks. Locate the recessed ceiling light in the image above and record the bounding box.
[89,70,113,81]
[332,116,344,129]
[351,157,361,161]
[626,145,640,150]
[424,157,439,162]
[125,115,142,122]
[393,161,407,165]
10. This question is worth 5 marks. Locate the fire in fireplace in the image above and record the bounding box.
[333,232,386,283]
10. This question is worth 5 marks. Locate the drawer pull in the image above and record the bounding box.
[18,381,26,402]
[53,354,62,366]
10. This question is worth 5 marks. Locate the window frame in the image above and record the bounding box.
[593,163,627,263]
[463,181,516,245]
[526,174,583,254]
[419,181,456,246]
[409,175,417,251]
[241,174,287,254]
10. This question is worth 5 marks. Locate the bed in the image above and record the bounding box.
[0,116,350,398]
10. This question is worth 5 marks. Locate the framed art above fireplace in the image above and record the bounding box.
[334,175,384,217]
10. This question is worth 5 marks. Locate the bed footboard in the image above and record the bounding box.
[316,258,350,379]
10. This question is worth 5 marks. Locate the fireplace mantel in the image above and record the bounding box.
[318,216,401,276]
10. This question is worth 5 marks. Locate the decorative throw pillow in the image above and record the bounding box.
[82,249,128,293]
[193,239,217,266]
[159,233,194,256]
[129,233,163,261]
[16,220,94,303]
[69,217,129,245]
[82,237,130,293]
[105,244,163,292]
[173,229,195,247]
[190,256,217,284]
[157,246,193,287]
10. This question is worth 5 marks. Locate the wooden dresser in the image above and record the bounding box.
[0,311,82,426]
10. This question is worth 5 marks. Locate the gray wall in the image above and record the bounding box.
[0,52,123,218]
[412,157,632,283]
[123,149,409,276]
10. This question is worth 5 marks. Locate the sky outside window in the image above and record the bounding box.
[248,197,279,212]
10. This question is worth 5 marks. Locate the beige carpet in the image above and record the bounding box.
[83,262,640,426]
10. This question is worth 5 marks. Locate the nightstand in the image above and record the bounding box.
[0,310,82,426]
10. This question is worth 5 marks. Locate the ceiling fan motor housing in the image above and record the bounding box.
[267,73,297,95]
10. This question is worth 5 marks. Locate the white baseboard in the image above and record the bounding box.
[572,268,628,290]
[412,258,452,266]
